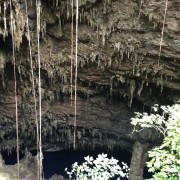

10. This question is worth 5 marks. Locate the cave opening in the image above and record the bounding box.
[1,146,152,179]
[1,149,25,165]
[42,147,131,179]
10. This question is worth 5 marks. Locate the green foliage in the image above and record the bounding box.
[131,104,180,179]
[65,153,129,180]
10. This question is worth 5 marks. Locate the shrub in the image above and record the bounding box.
[131,104,180,179]
[65,153,129,180]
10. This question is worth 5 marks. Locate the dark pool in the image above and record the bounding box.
[1,147,152,179]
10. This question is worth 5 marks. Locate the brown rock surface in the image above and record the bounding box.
[0,0,179,155]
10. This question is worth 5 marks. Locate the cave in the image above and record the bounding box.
[1,146,152,179]
[0,0,180,179]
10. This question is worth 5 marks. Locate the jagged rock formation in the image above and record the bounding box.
[0,0,180,178]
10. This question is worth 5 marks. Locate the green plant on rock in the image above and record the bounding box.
[65,153,129,180]
[131,103,180,180]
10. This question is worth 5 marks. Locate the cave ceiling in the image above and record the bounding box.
[0,0,179,151]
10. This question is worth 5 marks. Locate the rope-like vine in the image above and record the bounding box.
[158,0,168,69]
[73,0,79,150]
[71,0,74,106]
[24,0,40,179]
[9,0,19,179]
[36,0,43,179]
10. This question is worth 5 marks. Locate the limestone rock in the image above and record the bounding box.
[0,0,179,174]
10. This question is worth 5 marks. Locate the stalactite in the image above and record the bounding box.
[110,76,115,96]
[56,0,59,7]
[18,66,23,82]
[3,1,7,40]
[77,130,82,139]
[137,80,144,96]
[58,16,63,37]
[0,49,5,70]
[90,8,93,19]
[83,10,86,22]
[102,27,106,46]
[1,69,5,89]
[103,1,107,14]
[145,69,148,79]
[41,20,46,38]
[12,1,25,50]
[107,57,112,67]
[156,77,164,94]
[129,80,136,108]
[79,11,82,22]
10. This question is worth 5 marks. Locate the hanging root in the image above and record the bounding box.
[71,0,74,106]
[73,0,79,150]
[9,0,19,179]
[24,0,40,179]
[158,0,168,69]
[36,0,43,179]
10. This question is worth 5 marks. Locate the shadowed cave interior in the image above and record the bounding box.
[1,147,152,179]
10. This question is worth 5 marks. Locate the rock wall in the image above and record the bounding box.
[0,0,179,153]
[0,151,64,180]
[129,141,148,180]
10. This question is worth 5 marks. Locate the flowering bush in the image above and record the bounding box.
[65,153,129,180]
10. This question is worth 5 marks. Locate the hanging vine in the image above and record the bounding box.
[73,0,79,150]
[9,0,19,179]
[36,0,43,179]
[71,0,74,106]
[157,0,168,69]
[24,0,40,179]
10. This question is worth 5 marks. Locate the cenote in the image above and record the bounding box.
[1,147,152,179]
[1,0,178,179]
